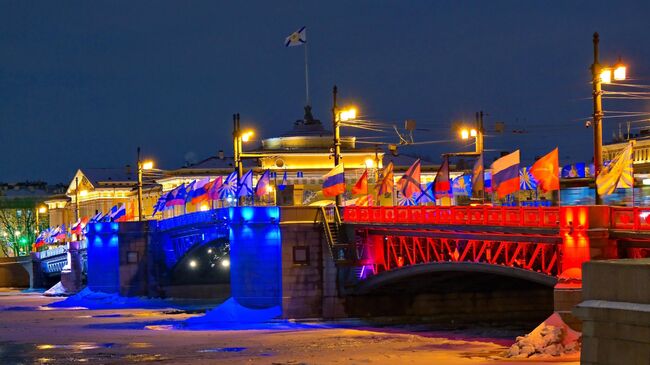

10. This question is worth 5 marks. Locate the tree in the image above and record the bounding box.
[0,208,36,257]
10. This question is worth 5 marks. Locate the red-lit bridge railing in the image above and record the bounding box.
[610,207,650,231]
[343,205,560,228]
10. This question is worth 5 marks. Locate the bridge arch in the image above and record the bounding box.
[355,262,557,295]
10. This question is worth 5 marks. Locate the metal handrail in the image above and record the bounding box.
[319,207,336,260]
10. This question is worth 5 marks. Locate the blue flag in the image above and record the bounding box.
[219,171,238,199]
[237,170,254,197]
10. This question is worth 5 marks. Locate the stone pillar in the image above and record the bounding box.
[30,252,45,289]
[60,241,83,294]
[556,206,618,330]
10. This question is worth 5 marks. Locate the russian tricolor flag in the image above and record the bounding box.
[322,164,346,197]
[491,150,520,198]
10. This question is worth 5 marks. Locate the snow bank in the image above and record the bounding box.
[505,312,581,359]
[183,297,286,330]
[43,282,69,297]
[47,288,173,310]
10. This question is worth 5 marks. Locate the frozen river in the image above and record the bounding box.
[0,290,579,364]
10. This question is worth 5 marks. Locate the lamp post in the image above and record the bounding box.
[75,177,80,222]
[458,111,484,156]
[231,113,255,205]
[591,32,627,205]
[35,205,47,232]
[137,147,154,221]
[331,85,358,207]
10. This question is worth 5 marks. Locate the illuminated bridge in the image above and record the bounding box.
[32,205,650,323]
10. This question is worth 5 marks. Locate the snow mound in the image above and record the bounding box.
[43,282,69,297]
[183,297,283,330]
[505,312,581,359]
[47,288,173,310]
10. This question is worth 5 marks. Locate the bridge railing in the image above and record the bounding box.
[33,240,88,260]
[344,206,560,228]
[611,207,650,231]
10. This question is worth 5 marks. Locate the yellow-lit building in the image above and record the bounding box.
[47,112,451,225]
[46,167,162,226]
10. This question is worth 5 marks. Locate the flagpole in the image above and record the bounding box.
[304,39,310,106]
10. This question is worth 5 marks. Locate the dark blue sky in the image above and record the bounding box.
[1,1,649,183]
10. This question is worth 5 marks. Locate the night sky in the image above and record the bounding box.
[1,1,649,183]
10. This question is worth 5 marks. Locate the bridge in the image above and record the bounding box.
[21,204,650,324]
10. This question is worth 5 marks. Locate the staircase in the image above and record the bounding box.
[319,206,355,265]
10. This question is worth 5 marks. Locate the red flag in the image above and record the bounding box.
[530,147,559,192]
[207,176,223,200]
[355,195,373,206]
[433,157,451,198]
[397,159,421,199]
[376,162,394,195]
[351,170,368,195]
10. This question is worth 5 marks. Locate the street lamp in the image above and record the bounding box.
[232,113,256,181]
[332,85,359,207]
[35,205,47,231]
[591,33,627,205]
[456,111,485,156]
[137,146,155,221]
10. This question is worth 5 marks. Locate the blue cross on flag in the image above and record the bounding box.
[285,26,306,47]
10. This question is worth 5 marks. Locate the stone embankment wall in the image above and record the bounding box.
[574,258,650,365]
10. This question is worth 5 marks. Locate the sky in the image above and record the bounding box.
[1,1,649,183]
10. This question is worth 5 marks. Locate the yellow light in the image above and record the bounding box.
[460,129,469,140]
[266,185,274,194]
[79,190,88,197]
[339,108,357,122]
[365,158,375,168]
[38,206,47,214]
[470,129,477,137]
[199,204,210,212]
[14,230,21,236]
[142,161,154,170]
[189,260,197,269]
[600,69,612,84]
[614,65,626,81]
[241,131,254,142]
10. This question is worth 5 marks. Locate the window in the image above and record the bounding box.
[292,246,310,265]
[126,251,139,264]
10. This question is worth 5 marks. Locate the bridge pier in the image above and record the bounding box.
[557,206,619,330]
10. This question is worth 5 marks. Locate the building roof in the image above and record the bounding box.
[81,167,137,185]
[176,156,256,171]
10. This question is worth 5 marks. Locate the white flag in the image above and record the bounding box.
[285,26,306,47]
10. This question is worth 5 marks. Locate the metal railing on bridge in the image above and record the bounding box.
[610,207,650,231]
[344,206,560,228]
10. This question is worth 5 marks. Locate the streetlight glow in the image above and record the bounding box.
[221,259,230,268]
[38,206,47,214]
[339,108,357,122]
[460,129,470,140]
[142,161,154,170]
[614,65,626,81]
[189,260,197,269]
[600,69,612,84]
[241,131,254,142]
[470,129,477,137]
[365,158,375,168]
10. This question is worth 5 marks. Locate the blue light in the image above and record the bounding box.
[241,207,254,221]
[108,235,118,247]
[94,223,103,232]
[110,223,119,232]
[92,236,103,247]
